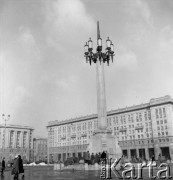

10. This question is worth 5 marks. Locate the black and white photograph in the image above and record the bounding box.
[0,0,173,179]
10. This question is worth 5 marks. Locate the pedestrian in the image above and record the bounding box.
[11,155,19,179]
[94,153,98,164]
[18,155,24,179]
[121,155,125,166]
[101,151,107,165]
[120,155,125,171]
[1,157,5,176]
[105,151,109,159]
[151,154,155,162]
[98,152,101,164]
[157,153,162,167]
[85,151,90,164]
[101,151,106,159]
[90,153,95,165]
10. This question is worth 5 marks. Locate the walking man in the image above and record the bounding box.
[1,157,5,176]
[18,155,24,179]
[11,155,19,179]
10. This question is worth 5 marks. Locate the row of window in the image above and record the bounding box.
[155,107,166,119]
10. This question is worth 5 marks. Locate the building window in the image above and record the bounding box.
[148,111,151,120]
[164,119,167,123]
[157,121,159,125]
[155,109,159,119]
[144,112,147,121]
[163,108,166,117]
[159,108,162,118]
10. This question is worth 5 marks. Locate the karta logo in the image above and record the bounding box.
[100,158,172,179]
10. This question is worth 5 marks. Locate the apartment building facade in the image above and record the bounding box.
[0,124,34,162]
[33,137,47,162]
[47,95,173,162]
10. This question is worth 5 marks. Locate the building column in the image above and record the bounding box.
[7,130,11,148]
[61,153,63,161]
[20,131,24,148]
[13,131,17,148]
[145,147,149,160]
[127,149,131,160]
[169,142,173,162]
[136,148,139,158]
[154,143,161,160]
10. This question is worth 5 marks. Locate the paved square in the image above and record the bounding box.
[1,165,173,180]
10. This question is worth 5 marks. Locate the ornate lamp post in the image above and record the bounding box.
[84,21,115,132]
[47,127,51,164]
[83,22,121,158]
[2,114,10,158]
[84,36,114,66]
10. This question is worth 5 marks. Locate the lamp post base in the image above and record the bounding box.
[87,129,122,159]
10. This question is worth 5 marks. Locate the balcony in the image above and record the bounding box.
[135,125,144,130]
[119,128,127,132]
[61,136,66,140]
[81,133,87,137]
[71,134,76,138]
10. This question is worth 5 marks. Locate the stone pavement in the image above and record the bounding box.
[1,165,173,180]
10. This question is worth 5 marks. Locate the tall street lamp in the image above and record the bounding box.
[47,127,51,164]
[2,114,10,158]
[83,22,122,158]
[84,27,114,66]
[84,21,115,132]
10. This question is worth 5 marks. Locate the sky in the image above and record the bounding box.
[0,0,173,137]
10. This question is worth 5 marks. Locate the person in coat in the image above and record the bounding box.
[11,155,19,179]
[90,153,95,165]
[85,151,90,164]
[18,155,24,179]
[1,157,5,176]
[101,151,107,164]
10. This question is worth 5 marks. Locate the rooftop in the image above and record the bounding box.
[47,95,173,127]
[0,124,34,130]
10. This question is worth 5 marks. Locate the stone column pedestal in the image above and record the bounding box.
[169,142,173,162]
[88,129,121,160]
[154,144,161,160]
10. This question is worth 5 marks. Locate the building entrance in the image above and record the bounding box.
[78,152,82,159]
[58,154,61,161]
[122,150,128,157]
[161,147,170,160]
[139,149,145,159]
[130,149,137,160]
[148,148,154,159]
[63,153,66,161]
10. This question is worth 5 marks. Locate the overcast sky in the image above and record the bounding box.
[0,0,173,136]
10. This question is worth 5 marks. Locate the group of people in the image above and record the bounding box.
[84,150,109,165]
[1,155,24,179]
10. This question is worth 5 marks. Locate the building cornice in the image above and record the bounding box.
[0,124,34,130]
[47,95,173,128]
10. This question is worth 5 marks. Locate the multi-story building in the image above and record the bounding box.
[47,95,173,162]
[33,137,47,162]
[0,124,34,162]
